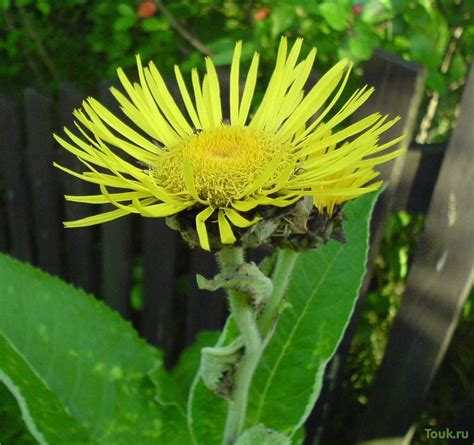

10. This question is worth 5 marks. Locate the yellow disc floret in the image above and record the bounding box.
[154,126,292,207]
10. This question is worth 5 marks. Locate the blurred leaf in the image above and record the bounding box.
[360,0,393,24]
[0,383,36,444]
[113,15,136,32]
[449,55,467,83]
[207,37,235,65]
[426,71,448,94]
[117,3,135,16]
[319,2,348,31]
[271,4,296,36]
[141,17,169,32]
[410,33,441,70]
[348,35,375,60]
[14,0,33,6]
[36,0,50,14]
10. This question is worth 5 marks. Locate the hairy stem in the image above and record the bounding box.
[216,247,262,444]
[216,248,298,444]
[258,249,298,337]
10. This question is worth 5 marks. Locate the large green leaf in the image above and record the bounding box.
[0,382,36,445]
[247,191,380,436]
[0,254,186,444]
[187,192,380,443]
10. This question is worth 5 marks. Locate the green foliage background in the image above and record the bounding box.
[1,0,473,143]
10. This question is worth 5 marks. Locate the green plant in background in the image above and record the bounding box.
[1,0,473,142]
[0,37,405,444]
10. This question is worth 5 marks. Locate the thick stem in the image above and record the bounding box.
[223,295,262,444]
[216,247,263,445]
[258,249,298,337]
[216,247,298,444]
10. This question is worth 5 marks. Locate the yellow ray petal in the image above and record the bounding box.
[205,57,222,126]
[196,207,215,251]
[224,208,261,228]
[229,41,242,125]
[146,60,194,137]
[192,68,211,129]
[218,209,237,244]
[174,65,202,129]
[237,51,260,126]
[64,208,130,228]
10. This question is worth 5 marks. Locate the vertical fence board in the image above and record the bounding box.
[357,64,474,443]
[308,51,427,443]
[98,82,133,318]
[0,200,7,252]
[24,89,62,275]
[391,143,446,214]
[57,83,97,293]
[0,96,32,261]
[186,248,226,346]
[141,219,181,365]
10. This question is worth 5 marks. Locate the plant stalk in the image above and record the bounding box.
[258,249,298,337]
[216,247,298,444]
[216,247,262,444]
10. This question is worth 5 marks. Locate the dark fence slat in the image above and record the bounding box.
[308,50,427,443]
[357,64,474,443]
[186,248,226,346]
[57,82,97,293]
[24,89,62,275]
[141,219,181,365]
[0,96,32,261]
[0,199,7,252]
[99,82,133,318]
[392,143,446,214]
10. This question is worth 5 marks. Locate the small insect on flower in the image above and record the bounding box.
[54,37,405,251]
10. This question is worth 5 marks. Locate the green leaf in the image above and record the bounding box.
[246,190,381,436]
[319,2,348,31]
[149,331,219,415]
[113,15,136,32]
[206,37,235,66]
[409,34,441,70]
[271,4,296,36]
[117,3,135,16]
[141,17,169,32]
[348,36,375,60]
[235,424,291,445]
[0,254,182,444]
[187,319,240,444]
[0,336,94,444]
[426,71,447,94]
[0,382,36,445]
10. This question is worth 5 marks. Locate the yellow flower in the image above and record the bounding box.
[54,37,404,251]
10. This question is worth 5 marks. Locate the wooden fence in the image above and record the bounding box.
[0,50,472,444]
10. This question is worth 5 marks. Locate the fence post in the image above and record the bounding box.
[98,82,133,319]
[24,88,62,275]
[57,82,97,294]
[140,219,182,366]
[356,64,474,444]
[0,96,32,261]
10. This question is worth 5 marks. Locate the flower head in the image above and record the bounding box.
[55,37,404,251]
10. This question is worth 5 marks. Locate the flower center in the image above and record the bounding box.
[153,126,291,207]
